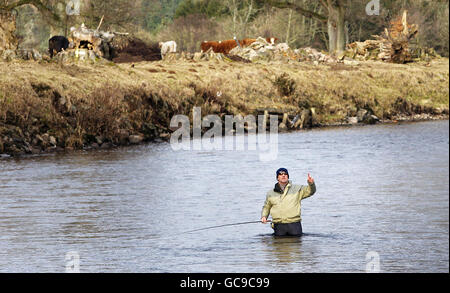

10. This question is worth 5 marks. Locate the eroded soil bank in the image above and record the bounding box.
[0,58,448,157]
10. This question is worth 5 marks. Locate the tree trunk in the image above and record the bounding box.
[344,20,349,46]
[327,19,337,53]
[232,1,237,36]
[242,0,254,37]
[286,8,293,44]
[336,6,345,54]
[0,10,18,53]
[327,2,346,55]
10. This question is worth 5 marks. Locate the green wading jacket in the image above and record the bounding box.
[261,180,316,224]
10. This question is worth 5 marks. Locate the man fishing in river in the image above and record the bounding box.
[261,168,316,236]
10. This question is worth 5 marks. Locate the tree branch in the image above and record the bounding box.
[318,0,328,11]
[266,0,328,22]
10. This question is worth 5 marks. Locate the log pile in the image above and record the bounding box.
[228,38,354,64]
[346,11,419,64]
[228,37,331,63]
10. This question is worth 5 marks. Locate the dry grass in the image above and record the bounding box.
[0,57,448,154]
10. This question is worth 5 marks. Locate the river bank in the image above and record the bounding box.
[0,58,448,157]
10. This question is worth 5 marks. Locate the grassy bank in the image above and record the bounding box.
[0,57,448,156]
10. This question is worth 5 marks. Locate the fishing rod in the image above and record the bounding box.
[184,220,272,234]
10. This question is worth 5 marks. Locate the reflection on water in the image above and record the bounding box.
[261,235,304,266]
[0,120,448,272]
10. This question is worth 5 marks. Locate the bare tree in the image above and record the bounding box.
[284,0,324,48]
[80,0,143,31]
[266,0,347,54]
[224,0,261,38]
[157,13,224,52]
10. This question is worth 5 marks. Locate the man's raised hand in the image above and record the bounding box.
[307,173,314,184]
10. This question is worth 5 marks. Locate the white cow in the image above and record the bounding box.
[159,41,177,58]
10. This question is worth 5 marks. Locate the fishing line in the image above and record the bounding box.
[144,220,273,241]
[184,220,272,234]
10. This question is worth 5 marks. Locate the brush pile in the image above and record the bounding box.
[346,11,420,63]
[110,36,161,63]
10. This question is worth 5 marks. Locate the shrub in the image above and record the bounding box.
[273,73,296,97]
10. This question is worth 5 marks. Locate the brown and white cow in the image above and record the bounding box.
[241,37,278,47]
[201,40,220,53]
[201,37,278,54]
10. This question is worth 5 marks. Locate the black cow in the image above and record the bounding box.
[48,36,69,58]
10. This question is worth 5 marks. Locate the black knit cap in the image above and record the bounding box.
[276,168,289,178]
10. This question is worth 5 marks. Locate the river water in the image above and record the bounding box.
[0,120,448,273]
